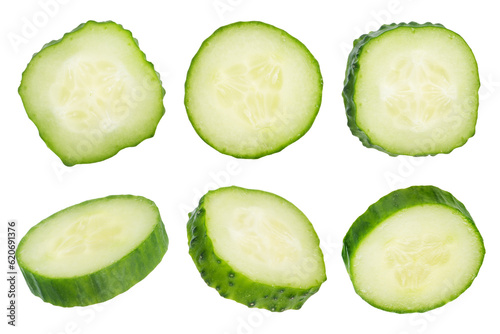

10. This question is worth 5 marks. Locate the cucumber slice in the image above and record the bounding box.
[16,195,168,307]
[185,21,322,158]
[342,186,485,313]
[19,21,165,166]
[343,22,479,156]
[187,186,326,311]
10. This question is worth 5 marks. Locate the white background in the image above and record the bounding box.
[1,0,499,333]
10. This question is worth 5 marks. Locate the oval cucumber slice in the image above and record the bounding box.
[19,21,165,166]
[342,186,485,313]
[185,21,322,158]
[343,22,479,156]
[16,195,168,307]
[187,186,326,311]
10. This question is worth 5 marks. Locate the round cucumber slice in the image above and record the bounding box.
[343,22,479,156]
[19,21,165,166]
[16,195,168,307]
[187,186,326,311]
[185,21,322,158]
[342,186,485,313]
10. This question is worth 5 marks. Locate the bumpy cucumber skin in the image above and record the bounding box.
[18,21,165,166]
[16,195,169,307]
[185,21,323,159]
[342,22,479,156]
[187,187,326,311]
[342,185,485,313]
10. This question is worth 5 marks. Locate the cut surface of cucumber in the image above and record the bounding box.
[185,21,322,158]
[16,195,168,307]
[187,186,326,311]
[342,186,484,313]
[343,22,479,156]
[19,21,165,166]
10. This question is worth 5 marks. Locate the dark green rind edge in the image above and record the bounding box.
[18,20,166,166]
[187,186,326,311]
[342,185,485,313]
[16,195,169,307]
[342,22,479,157]
[184,21,323,159]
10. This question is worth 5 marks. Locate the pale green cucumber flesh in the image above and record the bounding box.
[342,186,485,313]
[187,186,326,311]
[16,195,168,307]
[185,21,322,159]
[343,22,479,156]
[19,20,165,166]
